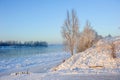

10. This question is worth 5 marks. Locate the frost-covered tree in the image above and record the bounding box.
[77,21,99,52]
[62,9,79,55]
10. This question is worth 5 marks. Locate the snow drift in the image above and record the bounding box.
[53,36,120,71]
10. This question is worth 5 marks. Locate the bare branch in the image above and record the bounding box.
[62,9,79,55]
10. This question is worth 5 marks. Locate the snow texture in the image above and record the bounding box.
[53,36,120,73]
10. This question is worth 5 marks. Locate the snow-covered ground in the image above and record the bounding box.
[0,36,120,80]
[1,72,120,80]
[0,52,70,76]
[54,36,120,72]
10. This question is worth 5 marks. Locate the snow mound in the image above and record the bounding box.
[53,37,120,72]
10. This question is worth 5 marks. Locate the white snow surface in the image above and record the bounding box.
[0,36,120,80]
[1,72,120,80]
[53,36,120,72]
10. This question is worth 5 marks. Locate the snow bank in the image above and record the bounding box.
[53,37,120,72]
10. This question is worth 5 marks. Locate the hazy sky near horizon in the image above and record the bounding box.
[0,0,120,44]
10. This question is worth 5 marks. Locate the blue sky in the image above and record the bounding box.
[0,0,120,44]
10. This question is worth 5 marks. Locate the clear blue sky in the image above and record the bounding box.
[0,0,120,44]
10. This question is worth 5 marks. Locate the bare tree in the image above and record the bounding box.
[62,9,79,55]
[77,21,98,52]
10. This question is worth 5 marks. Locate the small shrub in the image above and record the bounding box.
[76,21,100,52]
[110,42,116,58]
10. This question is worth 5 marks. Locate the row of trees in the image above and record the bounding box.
[0,41,48,47]
[62,9,102,55]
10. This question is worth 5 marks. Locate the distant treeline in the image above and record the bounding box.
[0,41,48,47]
